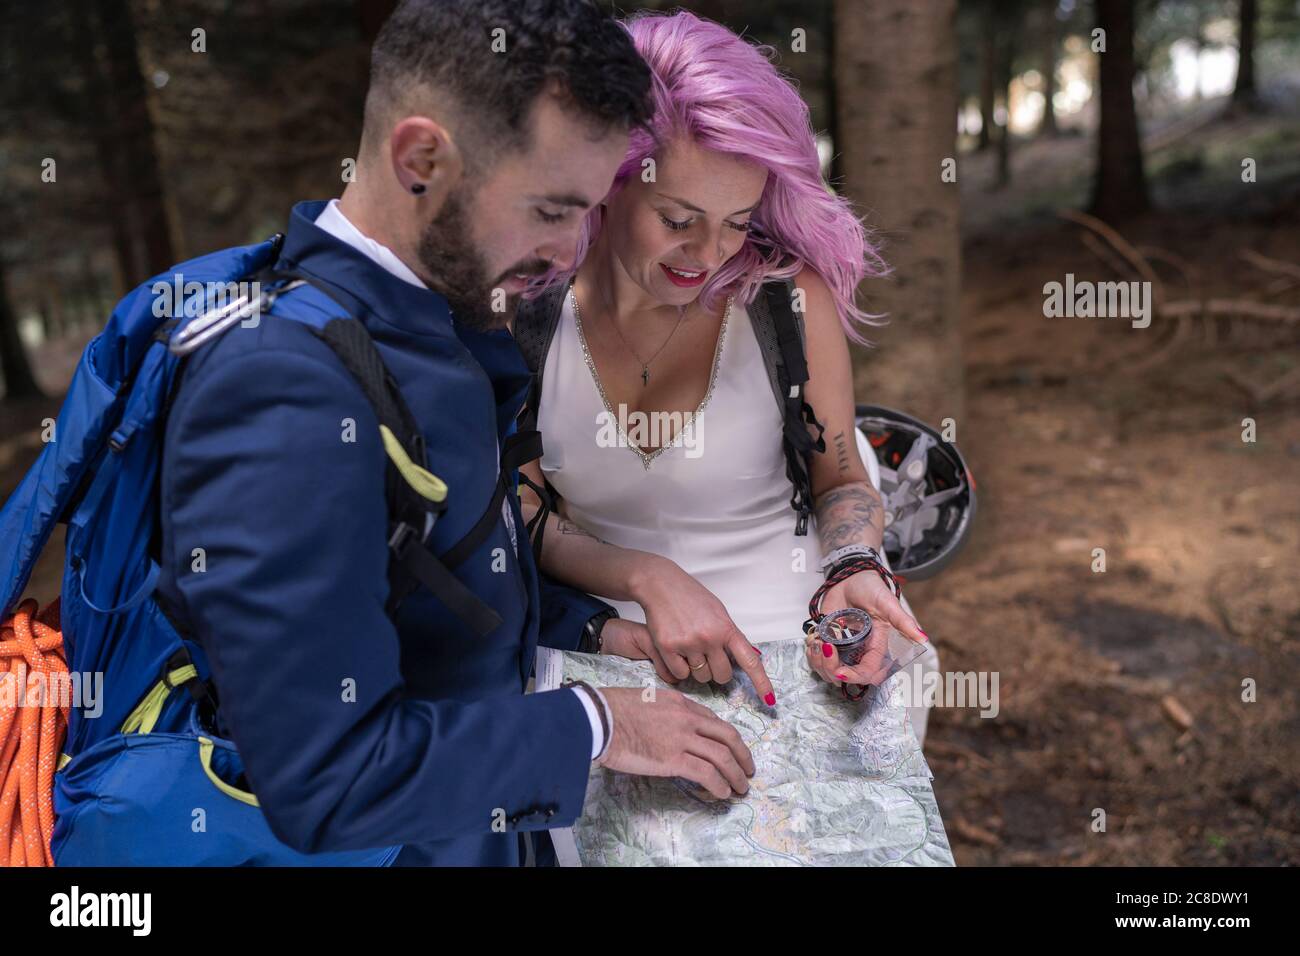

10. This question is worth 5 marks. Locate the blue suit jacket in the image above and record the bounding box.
[155,200,610,866]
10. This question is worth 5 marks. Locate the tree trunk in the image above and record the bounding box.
[1088,0,1150,222]
[832,0,964,427]
[0,264,43,400]
[1232,0,1259,109]
[994,22,1015,189]
[1038,8,1059,136]
[826,1,843,188]
[94,0,176,281]
[977,1,996,151]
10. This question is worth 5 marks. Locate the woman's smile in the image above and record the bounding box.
[659,263,709,287]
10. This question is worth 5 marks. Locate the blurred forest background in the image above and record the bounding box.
[1,0,1297,864]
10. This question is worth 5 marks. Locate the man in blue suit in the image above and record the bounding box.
[155,0,754,866]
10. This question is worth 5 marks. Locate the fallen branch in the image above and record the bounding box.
[1263,276,1299,298]
[1058,214,1299,371]
[1240,249,1300,282]
[1162,299,1300,323]
[1081,232,1138,280]
[1222,366,1300,404]
[1137,244,1197,295]
[1126,310,1191,372]
[1160,695,1195,732]
[1058,209,1165,308]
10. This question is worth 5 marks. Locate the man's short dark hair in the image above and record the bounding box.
[366,0,653,164]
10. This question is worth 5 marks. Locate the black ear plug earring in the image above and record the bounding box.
[411,183,426,195]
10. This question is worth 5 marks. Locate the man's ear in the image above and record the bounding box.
[389,116,465,211]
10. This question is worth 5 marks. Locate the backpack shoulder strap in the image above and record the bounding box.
[510,282,569,558]
[748,279,827,536]
[750,279,805,406]
[513,282,568,432]
[268,268,504,635]
[514,283,567,374]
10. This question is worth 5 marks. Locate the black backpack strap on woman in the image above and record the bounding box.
[747,278,827,535]
[512,277,826,536]
[511,283,570,557]
[513,283,569,435]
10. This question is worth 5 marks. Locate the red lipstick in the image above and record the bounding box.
[660,263,708,288]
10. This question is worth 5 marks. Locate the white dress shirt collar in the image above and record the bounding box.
[314,198,427,290]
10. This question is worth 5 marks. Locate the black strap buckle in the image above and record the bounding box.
[387,520,419,558]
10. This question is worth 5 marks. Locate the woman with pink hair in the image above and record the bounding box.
[518,10,937,746]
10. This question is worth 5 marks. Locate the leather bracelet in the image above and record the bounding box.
[822,555,903,602]
[563,679,612,761]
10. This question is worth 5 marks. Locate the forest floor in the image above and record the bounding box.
[2,102,1297,867]
[912,104,1300,864]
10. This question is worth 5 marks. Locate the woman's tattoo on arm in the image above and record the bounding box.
[814,482,884,550]
[557,517,610,546]
[832,430,852,476]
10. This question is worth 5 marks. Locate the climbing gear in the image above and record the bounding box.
[0,599,65,867]
[854,404,977,579]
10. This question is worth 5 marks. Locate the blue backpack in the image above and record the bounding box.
[0,234,484,866]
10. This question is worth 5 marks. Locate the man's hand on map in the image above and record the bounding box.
[628,555,776,705]
[599,618,681,685]
[594,687,756,799]
[806,569,927,688]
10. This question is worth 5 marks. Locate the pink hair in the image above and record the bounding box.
[536,9,888,344]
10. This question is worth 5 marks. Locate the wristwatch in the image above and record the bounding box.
[579,608,619,654]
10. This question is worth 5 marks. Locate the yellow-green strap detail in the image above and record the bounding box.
[380,424,447,504]
[119,665,197,735]
[198,737,260,807]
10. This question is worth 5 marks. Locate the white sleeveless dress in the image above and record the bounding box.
[540,287,840,645]
[537,285,938,743]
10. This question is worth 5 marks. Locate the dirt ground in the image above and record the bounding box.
[2,106,1297,867]
[910,109,1300,865]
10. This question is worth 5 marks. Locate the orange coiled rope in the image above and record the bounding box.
[0,598,68,867]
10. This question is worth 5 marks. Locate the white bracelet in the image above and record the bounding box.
[820,544,884,575]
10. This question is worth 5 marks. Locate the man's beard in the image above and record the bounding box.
[415,185,550,332]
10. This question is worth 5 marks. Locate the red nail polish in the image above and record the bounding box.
[836,674,847,681]
[764,692,776,706]
[822,643,834,658]
[755,646,762,656]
